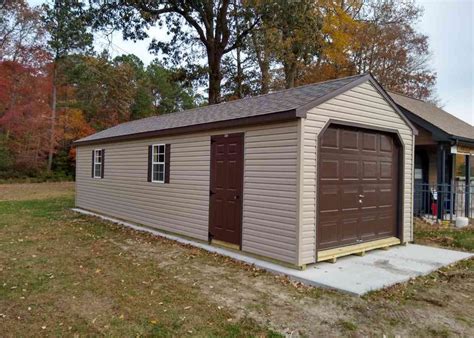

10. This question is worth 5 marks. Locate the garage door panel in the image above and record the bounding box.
[378,188,394,207]
[319,216,339,246]
[360,188,377,208]
[362,133,377,151]
[342,160,359,179]
[380,135,393,152]
[321,159,339,179]
[320,188,339,212]
[341,130,359,150]
[360,213,377,239]
[321,128,339,148]
[318,124,400,251]
[380,162,393,178]
[340,217,358,242]
[342,188,359,210]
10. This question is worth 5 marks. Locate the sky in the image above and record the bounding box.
[28,0,474,125]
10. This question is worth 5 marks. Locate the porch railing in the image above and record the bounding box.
[414,181,474,222]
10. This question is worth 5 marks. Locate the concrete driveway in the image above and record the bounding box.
[294,244,473,295]
[74,208,473,296]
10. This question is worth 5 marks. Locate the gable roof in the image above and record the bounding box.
[75,73,414,146]
[389,91,474,142]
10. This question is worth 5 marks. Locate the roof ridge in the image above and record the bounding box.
[111,73,368,126]
[386,90,429,103]
[76,73,378,144]
[166,73,367,115]
[244,73,366,99]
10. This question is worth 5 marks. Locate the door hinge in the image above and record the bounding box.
[210,190,215,196]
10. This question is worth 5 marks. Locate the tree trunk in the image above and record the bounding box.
[47,61,57,172]
[284,61,297,88]
[250,30,271,94]
[235,45,243,98]
[208,48,223,104]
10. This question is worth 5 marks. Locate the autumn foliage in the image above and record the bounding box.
[1,0,438,179]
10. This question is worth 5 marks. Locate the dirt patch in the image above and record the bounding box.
[113,232,474,337]
[0,182,74,201]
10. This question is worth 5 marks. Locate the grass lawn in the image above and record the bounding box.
[1,182,473,336]
[414,218,474,252]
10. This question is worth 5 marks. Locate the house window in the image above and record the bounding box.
[148,144,170,183]
[93,149,104,179]
[152,144,166,183]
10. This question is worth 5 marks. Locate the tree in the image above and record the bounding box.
[0,1,51,176]
[91,0,260,104]
[0,0,48,65]
[246,21,274,94]
[146,60,200,114]
[42,0,93,171]
[62,52,135,129]
[299,0,363,84]
[114,54,154,119]
[254,0,324,89]
[0,61,51,175]
[351,0,436,100]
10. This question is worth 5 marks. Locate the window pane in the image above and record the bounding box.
[158,145,165,154]
[95,150,101,163]
[159,164,164,182]
[158,154,165,162]
[95,164,101,177]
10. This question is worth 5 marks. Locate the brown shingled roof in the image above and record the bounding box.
[388,91,473,141]
[75,73,415,145]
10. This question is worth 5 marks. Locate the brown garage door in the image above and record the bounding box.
[318,124,400,250]
[209,133,244,246]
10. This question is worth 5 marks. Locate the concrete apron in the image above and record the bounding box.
[72,208,473,296]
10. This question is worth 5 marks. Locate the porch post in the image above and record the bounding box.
[466,155,471,218]
[437,143,447,220]
[450,154,455,221]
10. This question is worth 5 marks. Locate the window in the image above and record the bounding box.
[148,144,170,183]
[92,149,104,179]
[152,144,166,183]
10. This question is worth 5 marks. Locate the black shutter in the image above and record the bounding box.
[101,149,105,178]
[147,145,152,182]
[91,150,95,178]
[165,144,171,183]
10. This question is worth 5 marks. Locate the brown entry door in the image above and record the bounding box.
[318,125,400,250]
[209,133,244,246]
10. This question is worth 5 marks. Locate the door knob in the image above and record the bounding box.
[359,199,363,203]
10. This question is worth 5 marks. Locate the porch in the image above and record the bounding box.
[414,143,473,222]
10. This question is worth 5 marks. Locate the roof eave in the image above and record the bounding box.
[452,135,474,147]
[74,109,300,146]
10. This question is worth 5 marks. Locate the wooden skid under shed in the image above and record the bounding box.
[317,237,401,263]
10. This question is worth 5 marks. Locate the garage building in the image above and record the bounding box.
[74,73,416,267]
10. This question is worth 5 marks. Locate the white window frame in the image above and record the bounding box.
[151,144,166,183]
[93,149,102,179]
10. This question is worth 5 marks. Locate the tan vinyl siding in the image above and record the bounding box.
[76,121,299,265]
[301,81,414,265]
[242,123,299,264]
